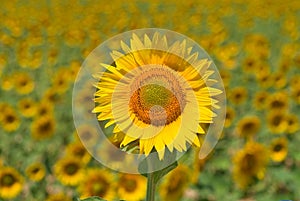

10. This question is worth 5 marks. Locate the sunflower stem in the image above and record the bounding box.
[146,171,156,201]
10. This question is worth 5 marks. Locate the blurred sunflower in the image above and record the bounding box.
[272,72,286,89]
[291,85,300,104]
[54,157,84,186]
[224,106,235,128]
[0,167,24,199]
[75,124,99,147]
[159,165,190,201]
[236,116,260,139]
[286,113,299,134]
[233,141,269,189]
[51,69,71,94]
[253,91,269,110]
[256,70,272,89]
[242,56,259,73]
[228,87,247,105]
[31,115,56,140]
[266,92,289,112]
[219,69,231,88]
[18,98,37,118]
[267,111,288,134]
[94,33,222,160]
[35,101,54,117]
[0,107,20,132]
[65,142,91,164]
[13,72,35,94]
[78,168,115,200]
[117,174,146,201]
[75,83,95,116]
[290,75,300,88]
[25,162,46,182]
[69,60,81,81]
[0,54,7,76]
[270,137,288,162]
[45,193,73,201]
[43,88,61,104]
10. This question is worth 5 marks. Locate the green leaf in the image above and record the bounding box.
[77,196,107,201]
[138,149,178,184]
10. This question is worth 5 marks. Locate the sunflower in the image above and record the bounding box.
[31,115,56,140]
[233,141,269,189]
[224,106,235,128]
[253,91,269,110]
[48,47,58,65]
[43,88,61,104]
[267,111,288,134]
[93,33,222,160]
[291,75,300,88]
[228,87,247,105]
[0,167,24,199]
[291,85,300,104]
[219,69,231,88]
[45,193,73,201]
[0,107,20,132]
[51,68,71,94]
[75,124,99,147]
[13,72,35,94]
[35,101,54,118]
[25,162,46,182]
[18,98,37,118]
[75,83,96,117]
[266,92,289,112]
[54,157,84,186]
[69,60,81,81]
[236,116,260,139]
[286,113,299,134]
[256,70,272,89]
[65,142,91,164]
[159,165,190,201]
[78,168,115,200]
[270,137,288,162]
[244,34,269,59]
[272,72,286,89]
[242,56,260,73]
[117,174,146,201]
[94,136,129,170]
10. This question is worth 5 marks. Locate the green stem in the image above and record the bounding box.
[146,171,156,201]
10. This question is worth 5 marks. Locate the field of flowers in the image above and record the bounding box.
[1,0,300,201]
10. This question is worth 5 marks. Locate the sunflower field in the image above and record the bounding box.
[1,0,300,201]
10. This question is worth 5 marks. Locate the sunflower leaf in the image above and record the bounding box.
[77,196,107,201]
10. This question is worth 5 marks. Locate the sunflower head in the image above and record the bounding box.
[74,29,226,173]
[233,141,269,189]
[270,137,288,162]
[0,167,24,199]
[25,162,46,182]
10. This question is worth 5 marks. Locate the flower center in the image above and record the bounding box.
[1,174,16,187]
[241,153,256,172]
[31,167,41,174]
[122,178,137,192]
[129,66,186,126]
[91,177,109,196]
[273,144,283,152]
[65,163,79,175]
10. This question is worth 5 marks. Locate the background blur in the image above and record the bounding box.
[1,0,300,201]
